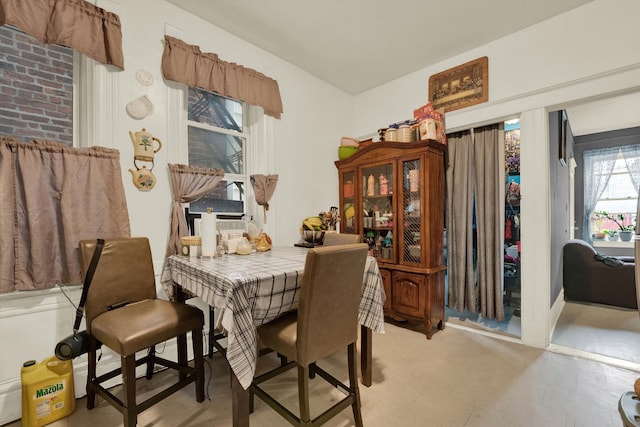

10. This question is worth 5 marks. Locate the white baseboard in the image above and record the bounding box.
[0,337,202,425]
[549,289,566,340]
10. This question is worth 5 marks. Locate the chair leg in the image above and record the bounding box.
[348,343,363,427]
[298,365,311,424]
[86,338,98,410]
[122,355,137,427]
[209,307,215,357]
[278,353,288,367]
[192,327,205,402]
[145,345,156,379]
[309,362,316,379]
[177,332,188,381]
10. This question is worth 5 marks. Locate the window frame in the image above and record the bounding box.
[573,126,640,240]
[587,147,638,235]
[186,89,249,218]
[168,83,268,224]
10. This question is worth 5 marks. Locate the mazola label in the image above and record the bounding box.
[35,382,64,399]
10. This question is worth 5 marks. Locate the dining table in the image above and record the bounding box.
[161,245,386,427]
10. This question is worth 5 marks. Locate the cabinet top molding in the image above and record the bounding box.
[335,140,445,167]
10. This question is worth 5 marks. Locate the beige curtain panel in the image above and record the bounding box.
[445,124,505,321]
[0,137,131,294]
[446,130,476,313]
[0,0,124,69]
[473,124,505,321]
[161,163,224,300]
[161,35,283,119]
[165,163,225,258]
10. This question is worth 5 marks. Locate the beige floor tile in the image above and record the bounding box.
[4,321,639,427]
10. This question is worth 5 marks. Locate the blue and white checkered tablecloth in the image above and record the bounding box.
[161,245,385,389]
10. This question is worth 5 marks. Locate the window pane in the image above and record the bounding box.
[187,87,247,217]
[0,26,73,144]
[598,173,636,200]
[188,126,244,174]
[589,148,639,234]
[189,180,245,215]
[188,87,243,132]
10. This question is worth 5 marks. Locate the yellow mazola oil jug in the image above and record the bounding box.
[21,356,75,427]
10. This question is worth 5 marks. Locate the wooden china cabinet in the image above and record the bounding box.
[335,140,446,339]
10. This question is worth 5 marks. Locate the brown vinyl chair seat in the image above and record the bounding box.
[90,299,204,356]
[251,243,368,426]
[79,237,204,427]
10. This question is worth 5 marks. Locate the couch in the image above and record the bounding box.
[562,239,637,309]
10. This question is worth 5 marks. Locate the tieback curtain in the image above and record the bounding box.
[0,136,131,294]
[161,35,283,119]
[165,163,225,258]
[161,163,224,300]
[0,0,124,69]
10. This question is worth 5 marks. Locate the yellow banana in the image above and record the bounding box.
[301,216,325,230]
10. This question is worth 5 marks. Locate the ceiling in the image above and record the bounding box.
[167,0,593,95]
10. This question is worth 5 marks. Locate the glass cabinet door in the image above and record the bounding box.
[402,159,422,264]
[362,163,394,262]
[341,170,356,234]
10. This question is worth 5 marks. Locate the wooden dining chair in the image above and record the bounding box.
[251,243,368,426]
[79,237,205,427]
[322,232,361,246]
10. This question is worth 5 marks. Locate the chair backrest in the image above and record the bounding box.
[322,233,361,246]
[296,243,368,365]
[79,237,156,331]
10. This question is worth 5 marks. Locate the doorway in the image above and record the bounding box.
[550,122,640,367]
[444,119,522,339]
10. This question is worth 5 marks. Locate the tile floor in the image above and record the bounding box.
[4,321,638,427]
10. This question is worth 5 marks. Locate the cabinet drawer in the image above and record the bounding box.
[391,271,425,318]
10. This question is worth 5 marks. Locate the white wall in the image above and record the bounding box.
[354,0,640,137]
[3,0,640,423]
[352,0,640,349]
[108,0,354,251]
[0,1,353,423]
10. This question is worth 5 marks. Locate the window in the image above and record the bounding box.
[187,88,247,216]
[586,146,639,236]
[0,26,74,144]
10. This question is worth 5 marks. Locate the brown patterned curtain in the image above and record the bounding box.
[446,130,476,313]
[473,124,504,321]
[0,0,124,69]
[446,124,504,321]
[0,137,131,294]
[161,35,283,119]
[165,163,225,258]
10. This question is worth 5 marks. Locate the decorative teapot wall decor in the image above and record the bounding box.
[129,162,157,191]
[129,128,162,162]
[128,128,162,191]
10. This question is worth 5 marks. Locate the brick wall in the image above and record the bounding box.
[0,26,73,144]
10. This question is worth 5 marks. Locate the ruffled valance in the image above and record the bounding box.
[162,35,283,119]
[0,0,124,69]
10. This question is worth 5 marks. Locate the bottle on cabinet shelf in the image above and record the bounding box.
[379,174,389,195]
[408,169,419,192]
[367,174,375,196]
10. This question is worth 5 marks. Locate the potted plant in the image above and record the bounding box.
[593,229,606,240]
[594,211,635,241]
[604,229,618,241]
